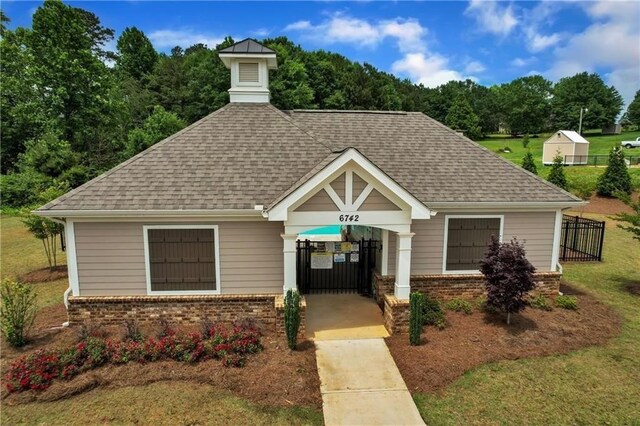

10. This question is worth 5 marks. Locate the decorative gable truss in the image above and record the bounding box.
[267,148,432,234]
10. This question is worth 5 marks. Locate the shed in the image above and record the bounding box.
[542,130,589,165]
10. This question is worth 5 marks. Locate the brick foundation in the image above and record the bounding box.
[67,294,306,337]
[374,271,560,303]
[375,271,561,334]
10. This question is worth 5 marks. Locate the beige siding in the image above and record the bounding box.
[543,133,574,164]
[359,189,401,211]
[352,173,367,203]
[294,189,339,212]
[379,211,556,277]
[574,142,589,158]
[74,221,284,296]
[330,172,346,202]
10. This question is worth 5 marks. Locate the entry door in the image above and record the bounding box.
[296,239,378,295]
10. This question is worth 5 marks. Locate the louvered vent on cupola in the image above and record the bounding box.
[218,38,278,103]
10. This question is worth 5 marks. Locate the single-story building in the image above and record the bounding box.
[542,130,590,165]
[36,39,584,334]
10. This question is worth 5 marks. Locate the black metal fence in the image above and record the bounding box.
[560,215,605,262]
[296,238,378,295]
[564,154,640,166]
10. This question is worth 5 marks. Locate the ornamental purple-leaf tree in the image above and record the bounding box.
[480,236,536,325]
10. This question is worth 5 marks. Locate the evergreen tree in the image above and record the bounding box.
[597,147,632,196]
[521,151,537,175]
[547,153,568,190]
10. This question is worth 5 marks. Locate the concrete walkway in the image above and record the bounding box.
[306,294,389,340]
[315,339,425,426]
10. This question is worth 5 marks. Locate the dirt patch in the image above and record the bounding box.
[18,265,68,283]
[569,193,637,216]
[386,284,621,394]
[1,317,321,409]
[626,283,640,296]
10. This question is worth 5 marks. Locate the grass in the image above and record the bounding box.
[0,215,324,425]
[1,382,323,426]
[477,130,640,197]
[413,215,640,424]
[0,215,68,309]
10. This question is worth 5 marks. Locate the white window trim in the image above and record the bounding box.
[143,225,221,295]
[442,214,504,275]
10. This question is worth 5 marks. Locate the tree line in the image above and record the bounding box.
[1,0,638,209]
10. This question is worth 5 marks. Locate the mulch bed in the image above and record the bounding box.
[0,306,322,409]
[18,265,68,283]
[569,193,637,216]
[386,283,621,394]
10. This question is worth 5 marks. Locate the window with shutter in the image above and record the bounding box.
[445,217,501,272]
[146,227,218,292]
[238,62,259,83]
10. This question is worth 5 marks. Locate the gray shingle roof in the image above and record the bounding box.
[219,38,275,54]
[39,104,580,213]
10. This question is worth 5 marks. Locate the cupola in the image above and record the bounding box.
[218,38,278,103]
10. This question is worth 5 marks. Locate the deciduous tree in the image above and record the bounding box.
[480,236,536,325]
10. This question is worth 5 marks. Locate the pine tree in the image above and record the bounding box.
[521,151,537,175]
[547,153,568,190]
[597,146,632,196]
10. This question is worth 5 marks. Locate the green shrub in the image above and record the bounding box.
[284,289,301,350]
[522,151,537,175]
[476,297,498,314]
[445,298,473,315]
[0,279,38,347]
[597,146,632,196]
[422,296,446,329]
[409,292,425,346]
[0,171,52,208]
[555,295,578,310]
[530,295,552,311]
[547,153,568,190]
[522,134,530,148]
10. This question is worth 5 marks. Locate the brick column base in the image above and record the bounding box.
[383,294,410,335]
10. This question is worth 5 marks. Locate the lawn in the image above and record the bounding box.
[0,215,324,425]
[413,215,640,424]
[477,130,640,197]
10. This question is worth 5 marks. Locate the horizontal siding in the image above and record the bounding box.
[359,189,401,211]
[74,221,284,296]
[381,212,557,277]
[330,172,346,202]
[295,189,339,212]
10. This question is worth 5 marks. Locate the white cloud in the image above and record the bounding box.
[149,29,224,49]
[546,1,640,109]
[521,2,564,52]
[251,28,271,37]
[464,0,518,37]
[511,56,536,67]
[284,13,426,52]
[392,53,470,87]
[464,60,485,74]
[526,30,562,52]
[286,13,475,88]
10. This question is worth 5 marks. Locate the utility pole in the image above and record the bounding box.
[578,107,588,134]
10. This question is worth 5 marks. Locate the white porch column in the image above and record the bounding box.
[281,234,298,294]
[394,232,414,300]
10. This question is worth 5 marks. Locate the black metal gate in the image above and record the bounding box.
[560,215,605,262]
[296,239,378,295]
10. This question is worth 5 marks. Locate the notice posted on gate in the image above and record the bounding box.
[311,253,333,269]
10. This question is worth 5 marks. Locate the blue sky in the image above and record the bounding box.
[3,1,639,107]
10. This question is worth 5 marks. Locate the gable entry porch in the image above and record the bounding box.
[268,149,433,336]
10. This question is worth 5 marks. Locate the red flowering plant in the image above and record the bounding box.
[3,322,263,394]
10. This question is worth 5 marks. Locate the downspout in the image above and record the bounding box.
[49,217,72,326]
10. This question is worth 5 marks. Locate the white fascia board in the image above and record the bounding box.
[219,53,277,69]
[267,148,431,221]
[426,201,586,211]
[33,209,263,219]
